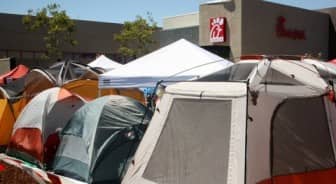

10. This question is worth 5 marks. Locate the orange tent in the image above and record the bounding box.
[0,99,16,149]
[0,65,29,85]
[329,59,336,64]
[7,87,85,167]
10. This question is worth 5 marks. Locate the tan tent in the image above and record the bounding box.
[122,82,247,184]
[6,68,58,118]
[122,58,336,184]
[23,68,56,101]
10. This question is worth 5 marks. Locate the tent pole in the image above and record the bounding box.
[98,88,101,97]
[244,79,250,184]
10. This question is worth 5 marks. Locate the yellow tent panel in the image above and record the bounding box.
[11,97,28,119]
[63,80,145,104]
[63,80,98,101]
[0,99,15,146]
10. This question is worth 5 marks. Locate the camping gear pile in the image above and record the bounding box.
[1,39,336,184]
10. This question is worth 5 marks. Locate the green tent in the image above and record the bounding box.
[52,95,152,183]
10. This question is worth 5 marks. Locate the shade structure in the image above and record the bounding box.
[52,95,152,183]
[7,87,85,167]
[0,65,29,85]
[88,55,122,72]
[99,39,232,88]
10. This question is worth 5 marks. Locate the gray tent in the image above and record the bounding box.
[52,95,152,183]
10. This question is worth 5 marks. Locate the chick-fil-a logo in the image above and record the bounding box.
[276,16,306,40]
[210,17,226,43]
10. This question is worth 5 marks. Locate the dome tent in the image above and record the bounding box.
[52,95,152,183]
[123,58,336,184]
[0,99,16,150]
[7,87,85,167]
[0,64,29,85]
[47,60,101,85]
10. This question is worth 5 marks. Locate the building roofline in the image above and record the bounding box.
[263,0,334,15]
[163,12,199,20]
[201,0,232,5]
[0,12,123,25]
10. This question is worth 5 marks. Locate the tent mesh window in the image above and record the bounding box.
[261,68,302,86]
[271,97,336,176]
[143,99,232,184]
[315,67,336,82]
[199,63,257,82]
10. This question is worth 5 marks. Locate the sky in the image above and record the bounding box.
[0,0,336,26]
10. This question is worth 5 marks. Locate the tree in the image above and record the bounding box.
[22,4,77,60]
[114,13,158,61]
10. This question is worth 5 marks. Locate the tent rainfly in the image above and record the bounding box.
[0,64,29,85]
[7,87,85,167]
[0,99,16,149]
[99,39,232,88]
[62,79,146,104]
[88,55,122,72]
[122,82,247,184]
[122,59,336,184]
[52,95,152,183]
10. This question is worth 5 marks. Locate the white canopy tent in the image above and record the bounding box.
[99,39,232,88]
[88,55,122,71]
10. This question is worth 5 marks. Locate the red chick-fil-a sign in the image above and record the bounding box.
[210,17,226,43]
[276,16,306,40]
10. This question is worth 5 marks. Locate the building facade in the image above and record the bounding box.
[1,0,336,68]
[0,13,123,67]
[161,0,336,60]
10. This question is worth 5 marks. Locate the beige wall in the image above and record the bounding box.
[199,0,243,58]
[242,0,329,59]
[163,13,199,30]
[199,0,330,60]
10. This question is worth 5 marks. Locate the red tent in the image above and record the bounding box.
[329,59,336,64]
[0,65,29,85]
